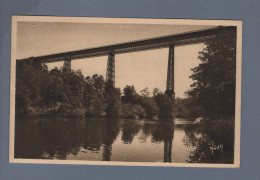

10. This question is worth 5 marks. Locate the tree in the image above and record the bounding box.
[83,75,107,116]
[122,85,137,104]
[186,28,236,119]
[105,81,121,118]
[46,76,66,107]
[140,87,150,97]
[60,70,85,108]
[15,63,37,114]
[173,98,201,118]
[49,67,62,77]
[152,88,162,97]
[154,93,173,118]
[121,103,146,119]
[92,74,105,92]
[137,96,159,118]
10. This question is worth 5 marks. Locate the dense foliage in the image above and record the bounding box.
[16,64,174,119]
[186,28,236,120]
[122,86,160,118]
[174,98,201,119]
[153,91,174,118]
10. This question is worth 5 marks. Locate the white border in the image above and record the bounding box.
[9,16,242,168]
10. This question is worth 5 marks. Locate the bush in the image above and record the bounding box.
[121,104,146,119]
[56,104,85,117]
[137,97,159,118]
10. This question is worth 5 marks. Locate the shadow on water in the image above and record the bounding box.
[14,116,234,163]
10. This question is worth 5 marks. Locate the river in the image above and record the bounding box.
[14,116,234,163]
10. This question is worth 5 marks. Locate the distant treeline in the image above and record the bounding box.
[15,63,176,119]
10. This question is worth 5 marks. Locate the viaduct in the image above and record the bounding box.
[17,26,236,100]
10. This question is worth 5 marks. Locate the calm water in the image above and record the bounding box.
[15,117,234,163]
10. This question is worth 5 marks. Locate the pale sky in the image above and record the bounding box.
[17,22,212,98]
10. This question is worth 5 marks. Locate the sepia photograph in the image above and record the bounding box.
[9,16,242,167]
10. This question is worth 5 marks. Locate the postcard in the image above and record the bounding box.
[9,16,242,167]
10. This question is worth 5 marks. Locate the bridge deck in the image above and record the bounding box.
[17,26,236,63]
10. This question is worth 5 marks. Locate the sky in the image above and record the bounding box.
[16,22,212,98]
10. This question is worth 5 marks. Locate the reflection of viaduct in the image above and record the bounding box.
[17,26,235,100]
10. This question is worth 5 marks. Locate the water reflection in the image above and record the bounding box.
[15,117,234,163]
[143,122,174,162]
[121,120,142,144]
[183,124,234,164]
